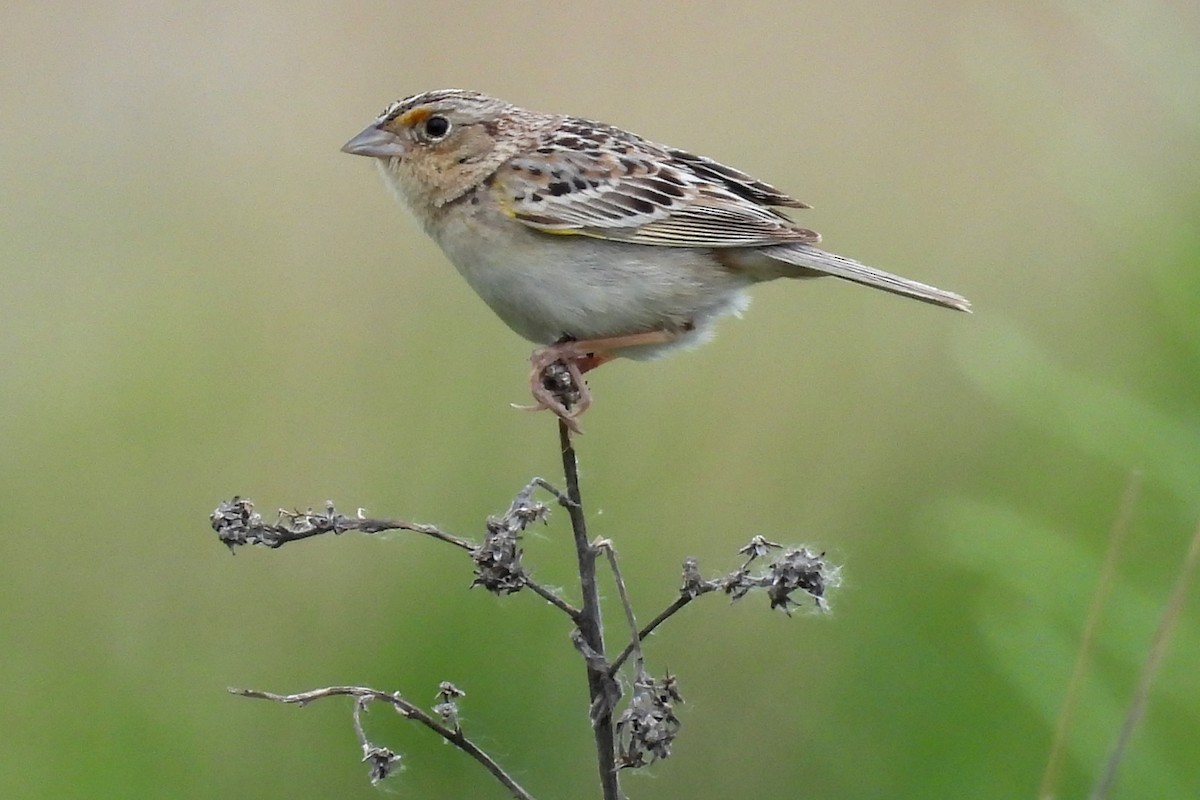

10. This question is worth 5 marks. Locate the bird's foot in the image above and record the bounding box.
[522,343,593,434]
[520,330,680,434]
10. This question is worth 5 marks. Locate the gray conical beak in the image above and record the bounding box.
[341,125,406,158]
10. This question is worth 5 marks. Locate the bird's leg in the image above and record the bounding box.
[526,329,680,432]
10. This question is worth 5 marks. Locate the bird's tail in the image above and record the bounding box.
[764,243,971,312]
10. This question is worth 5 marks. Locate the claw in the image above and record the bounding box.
[528,353,589,433]
[510,398,583,434]
[518,329,681,433]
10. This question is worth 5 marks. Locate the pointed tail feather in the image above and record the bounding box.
[766,243,972,312]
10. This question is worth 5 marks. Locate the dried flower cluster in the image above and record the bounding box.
[678,536,838,613]
[616,673,683,768]
[432,681,467,733]
[354,698,404,784]
[470,482,552,593]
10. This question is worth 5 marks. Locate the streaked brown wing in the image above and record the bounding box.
[494,118,819,248]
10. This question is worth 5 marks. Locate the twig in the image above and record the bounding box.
[230,685,536,800]
[211,491,578,619]
[1089,516,1200,800]
[558,420,621,800]
[598,539,687,770]
[609,595,696,676]
[608,541,834,676]
[1039,473,1140,800]
[597,540,646,678]
[524,580,581,617]
[609,557,722,675]
[527,476,578,510]
[210,498,475,551]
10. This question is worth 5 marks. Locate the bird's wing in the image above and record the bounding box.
[493,118,820,249]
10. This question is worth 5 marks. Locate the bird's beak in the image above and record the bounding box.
[341,125,406,158]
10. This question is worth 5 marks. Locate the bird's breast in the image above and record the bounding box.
[427,201,754,352]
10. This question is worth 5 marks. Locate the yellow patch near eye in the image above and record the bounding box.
[397,107,432,128]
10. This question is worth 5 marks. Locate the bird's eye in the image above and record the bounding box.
[423,115,451,140]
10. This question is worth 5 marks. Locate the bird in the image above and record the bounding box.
[341,89,970,431]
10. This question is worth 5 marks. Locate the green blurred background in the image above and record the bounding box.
[3,1,1198,797]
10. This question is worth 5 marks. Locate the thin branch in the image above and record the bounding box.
[598,540,647,678]
[1090,516,1200,800]
[491,477,581,617]
[610,558,723,675]
[608,540,835,676]
[558,420,620,800]
[610,595,696,676]
[527,476,578,510]
[1040,473,1140,800]
[524,578,581,618]
[211,498,474,551]
[211,491,578,619]
[231,685,536,800]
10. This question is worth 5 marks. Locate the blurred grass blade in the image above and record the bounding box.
[1039,473,1140,800]
[1090,519,1200,800]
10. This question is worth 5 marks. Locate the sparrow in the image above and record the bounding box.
[342,89,970,431]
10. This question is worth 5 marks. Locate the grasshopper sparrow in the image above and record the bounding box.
[342,89,970,431]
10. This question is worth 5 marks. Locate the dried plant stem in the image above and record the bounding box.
[558,420,620,800]
[230,686,535,800]
[609,595,693,676]
[598,541,646,678]
[1089,516,1200,800]
[214,416,835,797]
[525,578,581,617]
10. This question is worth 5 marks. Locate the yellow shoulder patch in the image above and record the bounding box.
[510,209,584,234]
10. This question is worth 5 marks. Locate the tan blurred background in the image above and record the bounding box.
[2,1,1198,797]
